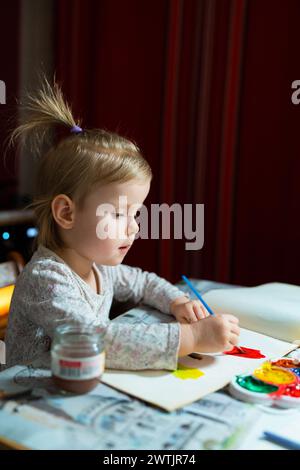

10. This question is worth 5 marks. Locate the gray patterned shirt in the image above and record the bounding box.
[5,245,188,370]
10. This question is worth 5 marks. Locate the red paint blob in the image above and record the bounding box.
[283,383,300,398]
[224,346,265,359]
[269,382,300,398]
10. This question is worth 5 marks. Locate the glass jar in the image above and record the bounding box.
[51,324,106,394]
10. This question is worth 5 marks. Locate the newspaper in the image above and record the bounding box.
[0,363,259,450]
[0,280,259,449]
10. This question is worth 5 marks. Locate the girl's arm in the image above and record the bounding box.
[8,262,182,370]
[106,263,190,315]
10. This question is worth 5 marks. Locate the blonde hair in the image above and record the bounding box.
[9,77,153,251]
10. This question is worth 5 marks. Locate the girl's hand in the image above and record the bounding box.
[170,296,210,323]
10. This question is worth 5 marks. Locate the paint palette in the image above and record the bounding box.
[229,358,300,408]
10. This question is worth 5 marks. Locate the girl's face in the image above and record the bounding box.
[70,179,151,265]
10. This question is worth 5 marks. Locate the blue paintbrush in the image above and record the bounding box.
[181,275,245,354]
[182,275,216,316]
[263,432,300,450]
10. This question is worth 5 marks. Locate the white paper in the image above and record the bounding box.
[203,282,300,342]
[102,327,296,411]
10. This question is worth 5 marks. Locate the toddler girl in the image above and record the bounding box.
[5,79,240,370]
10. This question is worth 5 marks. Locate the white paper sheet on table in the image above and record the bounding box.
[203,282,300,342]
[102,327,297,411]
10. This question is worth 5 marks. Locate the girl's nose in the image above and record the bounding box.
[127,216,139,237]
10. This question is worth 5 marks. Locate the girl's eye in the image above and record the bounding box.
[113,211,140,219]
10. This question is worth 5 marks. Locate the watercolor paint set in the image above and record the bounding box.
[229,358,300,408]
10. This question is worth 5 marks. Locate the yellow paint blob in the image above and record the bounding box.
[253,361,296,385]
[173,363,204,380]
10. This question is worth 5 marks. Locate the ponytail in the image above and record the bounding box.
[7,75,152,251]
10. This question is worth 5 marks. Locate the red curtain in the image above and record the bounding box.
[232,0,300,286]
[55,0,300,286]
[56,0,172,276]
[0,1,20,209]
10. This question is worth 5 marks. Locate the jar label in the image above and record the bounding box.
[51,351,105,381]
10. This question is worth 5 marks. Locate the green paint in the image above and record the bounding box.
[236,375,278,394]
[173,363,204,380]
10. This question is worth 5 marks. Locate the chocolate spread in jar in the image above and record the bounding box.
[51,325,106,394]
[52,375,101,394]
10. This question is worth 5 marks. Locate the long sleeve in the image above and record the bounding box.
[6,257,182,370]
[104,321,181,370]
[108,264,190,315]
[25,264,181,370]
[5,262,101,367]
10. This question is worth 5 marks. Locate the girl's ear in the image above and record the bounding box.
[51,194,75,229]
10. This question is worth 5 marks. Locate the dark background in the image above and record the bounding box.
[1,0,300,287]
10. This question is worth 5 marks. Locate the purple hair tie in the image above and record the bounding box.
[70,125,83,134]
